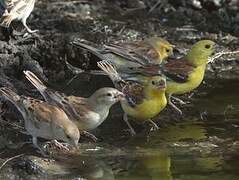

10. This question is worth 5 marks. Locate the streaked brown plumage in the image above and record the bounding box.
[24,71,125,140]
[0,87,80,156]
[71,37,174,73]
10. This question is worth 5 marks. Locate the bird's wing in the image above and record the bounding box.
[46,91,87,119]
[62,95,89,116]
[97,60,144,107]
[22,97,52,129]
[122,82,145,107]
[162,58,195,83]
[25,97,70,130]
[122,65,163,77]
[104,41,159,66]
[4,0,27,14]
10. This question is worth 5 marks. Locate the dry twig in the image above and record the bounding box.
[0,154,24,171]
[209,50,239,63]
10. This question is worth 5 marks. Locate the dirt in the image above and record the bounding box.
[0,0,239,178]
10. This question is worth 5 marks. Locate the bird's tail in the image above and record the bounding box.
[0,87,25,115]
[0,12,13,28]
[71,39,105,60]
[97,61,124,85]
[24,70,65,106]
[24,70,47,95]
[0,87,20,102]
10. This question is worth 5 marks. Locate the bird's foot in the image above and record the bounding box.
[169,101,183,115]
[171,96,187,105]
[82,131,98,142]
[26,28,39,34]
[149,119,160,131]
[23,29,39,38]
[52,140,70,151]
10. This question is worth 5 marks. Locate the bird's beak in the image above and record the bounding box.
[169,51,177,59]
[158,80,166,89]
[117,92,126,100]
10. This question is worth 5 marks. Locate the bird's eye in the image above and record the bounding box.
[166,49,170,53]
[205,45,211,49]
[152,81,156,85]
[66,135,70,139]
[106,93,112,97]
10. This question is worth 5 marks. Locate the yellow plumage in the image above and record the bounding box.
[122,40,216,114]
[97,61,167,134]
[121,87,167,120]
[166,64,207,95]
[165,40,215,95]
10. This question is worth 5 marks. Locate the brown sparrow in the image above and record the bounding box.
[0,0,38,33]
[24,71,125,140]
[0,87,80,156]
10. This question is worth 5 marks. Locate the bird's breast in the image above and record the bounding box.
[75,111,103,131]
[166,65,206,95]
[21,0,36,20]
[121,95,167,120]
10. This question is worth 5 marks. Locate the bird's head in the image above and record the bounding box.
[186,40,215,66]
[90,87,125,107]
[147,37,174,64]
[64,124,80,149]
[145,75,167,93]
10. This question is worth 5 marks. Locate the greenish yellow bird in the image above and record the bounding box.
[71,37,174,73]
[97,61,167,136]
[126,40,216,114]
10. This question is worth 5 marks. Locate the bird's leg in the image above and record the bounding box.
[22,18,38,35]
[168,94,183,115]
[188,92,194,98]
[148,119,159,131]
[32,137,48,157]
[52,140,70,151]
[66,75,79,86]
[171,96,187,105]
[123,113,136,136]
[81,131,98,142]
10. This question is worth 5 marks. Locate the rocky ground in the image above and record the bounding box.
[0,0,239,179]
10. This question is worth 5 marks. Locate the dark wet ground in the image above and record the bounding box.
[0,0,239,179]
[0,76,238,180]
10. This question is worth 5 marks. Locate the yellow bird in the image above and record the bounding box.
[97,61,167,136]
[128,40,216,114]
[71,37,174,73]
